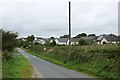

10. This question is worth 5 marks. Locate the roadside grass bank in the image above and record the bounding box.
[2,49,34,78]
[23,44,119,79]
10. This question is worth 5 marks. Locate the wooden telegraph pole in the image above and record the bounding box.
[69,1,71,45]
[68,1,72,56]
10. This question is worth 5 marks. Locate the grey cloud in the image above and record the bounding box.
[71,2,118,36]
[1,0,118,38]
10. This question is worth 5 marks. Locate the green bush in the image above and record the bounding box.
[78,39,90,45]
[2,50,11,60]
[50,40,56,46]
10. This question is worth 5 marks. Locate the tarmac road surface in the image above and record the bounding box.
[18,48,95,79]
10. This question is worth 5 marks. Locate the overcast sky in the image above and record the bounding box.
[0,0,119,38]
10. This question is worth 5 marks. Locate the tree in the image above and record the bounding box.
[2,29,18,52]
[27,35,35,43]
[50,37,55,39]
[17,38,30,48]
[1,29,18,60]
[60,34,69,38]
[88,34,96,36]
[75,33,87,38]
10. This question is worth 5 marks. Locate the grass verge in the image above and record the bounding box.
[2,49,34,78]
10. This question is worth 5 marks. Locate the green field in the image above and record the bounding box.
[24,44,119,79]
[2,49,34,78]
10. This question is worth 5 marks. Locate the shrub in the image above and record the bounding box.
[2,50,11,60]
[34,42,39,45]
[50,40,56,46]
[78,39,90,45]
[44,41,50,46]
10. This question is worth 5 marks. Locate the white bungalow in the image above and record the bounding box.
[55,38,68,45]
[67,38,80,45]
[33,37,46,44]
[96,34,118,44]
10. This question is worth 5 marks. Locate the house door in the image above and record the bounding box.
[103,42,106,44]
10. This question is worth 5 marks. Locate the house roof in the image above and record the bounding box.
[94,36,99,41]
[36,37,43,39]
[56,38,68,43]
[105,36,118,41]
[97,36,103,41]
[81,36,96,41]
[69,38,80,42]
[97,34,118,41]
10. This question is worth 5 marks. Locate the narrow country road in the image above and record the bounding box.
[17,48,95,79]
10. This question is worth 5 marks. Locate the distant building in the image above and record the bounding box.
[55,38,68,45]
[52,37,96,45]
[81,36,97,42]
[31,34,119,45]
[49,38,55,43]
[67,38,80,45]
[50,38,80,45]
[96,34,118,44]
[33,37,46,44]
